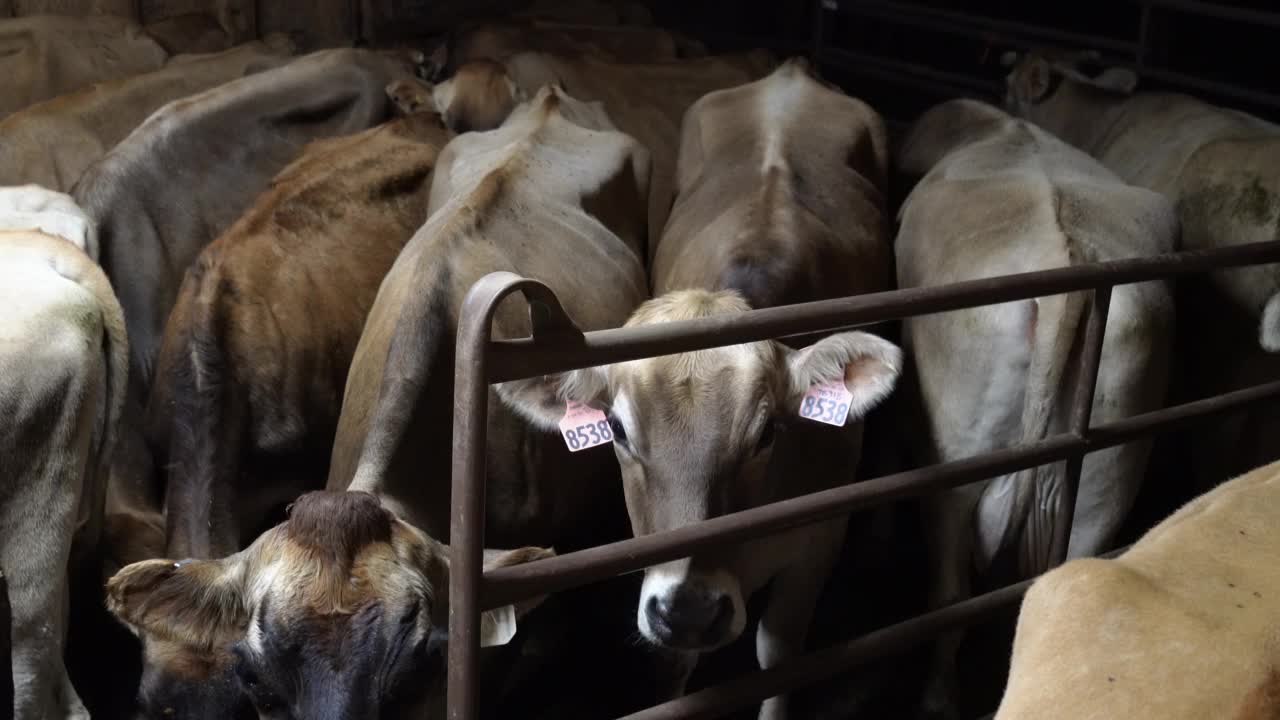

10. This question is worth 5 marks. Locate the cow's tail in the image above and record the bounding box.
[975,282,1087,576]
[343,264,451,495]
[160,277,247,559]
[70,262,130,578]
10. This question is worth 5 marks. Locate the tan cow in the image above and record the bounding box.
[996,457,1280,720]
[0,35,295,192]
[0,186,127,720]
[1004,50,1280,352]
[72,47,427,526]
[431,48,775,263]
[895,98,1177,718]
[110,84,649,720]
[500,59,899,719]
[0,15,169,118]
[1004,50,1280,494]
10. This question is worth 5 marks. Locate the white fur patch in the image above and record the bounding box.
[0,185,97,259]
[1262,293,1280,353]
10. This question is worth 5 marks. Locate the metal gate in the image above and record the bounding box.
[445,240,1280,719]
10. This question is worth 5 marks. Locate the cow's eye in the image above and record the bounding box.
[607,414,627,444]
[754,421,776,455]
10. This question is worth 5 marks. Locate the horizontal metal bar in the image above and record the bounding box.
[616,544,1129,720]
[481,378,1280,610]
[820,46,1001,97]
[488,241,1280,383]
[1135,66,1280,114]
[1140,0,1280,30]
[832,0,1140,56]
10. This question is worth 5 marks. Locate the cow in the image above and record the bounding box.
[430,48,775,264]
[106,491,555,720]
[0,15,170,118]
[894,98,1177,718]
[0,35,295,192]
[1003,49,1280,494]
[146,108,453,564]
[493,59,899,719]
[0,186,127,720]
[72,47,428,530]
[996,457,1280,720]
[110,83,649,720]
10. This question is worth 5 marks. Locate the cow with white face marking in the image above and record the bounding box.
[500,58,899,719]
[107,491,551,720]
[896,98,1176,719]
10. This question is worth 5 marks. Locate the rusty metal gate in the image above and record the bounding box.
[446,239,1280,719]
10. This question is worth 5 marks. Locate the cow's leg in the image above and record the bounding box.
[755,518,846,720]
[920,487,980,720]
[1,323,99,720]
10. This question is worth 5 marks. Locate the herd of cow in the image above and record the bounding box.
[3,6,1280,720]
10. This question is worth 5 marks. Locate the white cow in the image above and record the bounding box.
[895,99,1177,718]
[0,186,127,720]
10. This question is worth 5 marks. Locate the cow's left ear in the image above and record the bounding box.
[785,331,902,422]
[106,556,248,649]
[495,367,609,431]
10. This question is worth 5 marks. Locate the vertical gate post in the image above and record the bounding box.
[1050,285,1112,566]
[447,273,586,720]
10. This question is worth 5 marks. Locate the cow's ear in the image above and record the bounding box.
[483,547,556,618]
[386,78,435,115]
[785,331,902,422]
[1014,56,1055,103]
[495,368,609,431]
[1090,67,1138,95]
[106,557,248,649]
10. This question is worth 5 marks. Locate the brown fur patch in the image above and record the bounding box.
[1236,669,1280,720]
[447,59,519,133]
[145,637,236,681]
[284,491,393,569]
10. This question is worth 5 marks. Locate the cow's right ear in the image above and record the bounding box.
[106,557,248,650]
[494,367,609,431]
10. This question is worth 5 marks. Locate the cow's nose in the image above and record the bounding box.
[644,584,733,649]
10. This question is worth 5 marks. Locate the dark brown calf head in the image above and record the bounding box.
[499,290,901,651]
[108,491,552,720]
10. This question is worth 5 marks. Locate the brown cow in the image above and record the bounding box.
[72,47,427,525]
[106,96,644,720]
[500,59,899,719]
[147,109,453,562]
[431,49,775,264]
[996,458,1280,720]
[0,35,295,191]
[0,15,169,118]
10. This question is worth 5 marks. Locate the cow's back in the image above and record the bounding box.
[997,459,1280,720]
[0,36,296,191]
[0,15,169,118]
[654,58,889,305]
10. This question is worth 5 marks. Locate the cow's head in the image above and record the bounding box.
[1002,49,1138,118]
[108,491,552,720]
[498,290,901,651]
[431,59,524,134]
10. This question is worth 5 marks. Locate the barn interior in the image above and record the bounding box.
[4,1,1279,719]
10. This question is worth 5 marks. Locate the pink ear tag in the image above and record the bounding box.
[558,400,612,452]
[799,378,854,427]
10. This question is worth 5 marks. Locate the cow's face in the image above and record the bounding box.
[499,290,901,652]
[108,491,551,720]
[134,640,254,720]
[432,59,523,133]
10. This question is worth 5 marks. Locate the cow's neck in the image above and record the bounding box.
[1036,81,1128,158]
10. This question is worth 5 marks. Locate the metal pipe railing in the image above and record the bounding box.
[447,240,1280,720]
